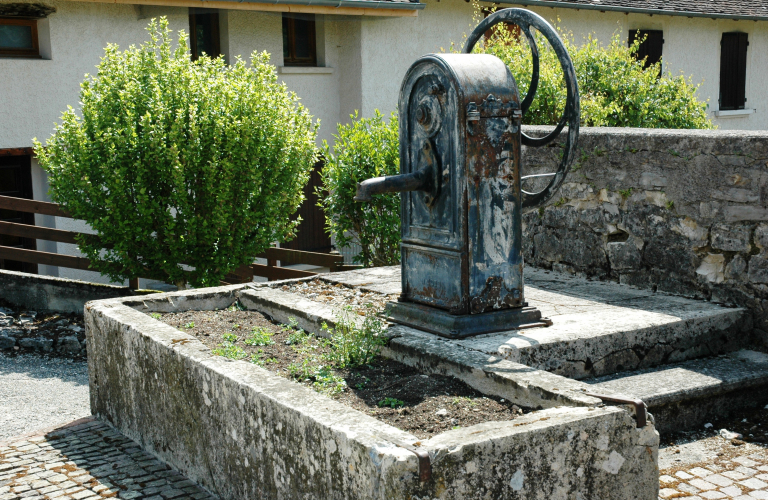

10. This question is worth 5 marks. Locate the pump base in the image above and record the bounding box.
[386,301,551,339]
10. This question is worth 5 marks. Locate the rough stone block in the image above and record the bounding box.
[725,255,748,281]
[0,335,15,349]
[712,187,759,203]
[711,224,752,252]
[57,336,82,355]
[607,241,641,271]
[18,337,54,352]
[724,205,768,222]
[749,253,768,284]
[697,254,726,284]
[756,224,768,250]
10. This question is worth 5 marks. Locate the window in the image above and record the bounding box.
[629,29,663,70]
[0,154,37,274]
[282,14,316,67]
[719,32,749,111]
[189,10,220,61]
[0,18,39,57]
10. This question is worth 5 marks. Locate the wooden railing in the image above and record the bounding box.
[0,194,357,288]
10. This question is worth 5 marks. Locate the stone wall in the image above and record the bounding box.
[522,127,768,344]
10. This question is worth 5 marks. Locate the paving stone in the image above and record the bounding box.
[735,458,761,468]
[749,492,768,499]
[700,492,728,499]
[0,418,210,500]
[737,467,759,477]
[690,479,719,491]
[706,474,734,487]
[721,485,744,497]
[677,471,695,480]
[739,478,768,490]
[725,471,751,481]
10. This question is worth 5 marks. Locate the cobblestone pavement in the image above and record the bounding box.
[659,442,768,499]
[0,418,215,500]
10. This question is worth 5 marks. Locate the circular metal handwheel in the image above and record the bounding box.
[463,8,580,208]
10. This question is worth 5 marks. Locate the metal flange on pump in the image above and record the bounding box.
[355,9,580,338]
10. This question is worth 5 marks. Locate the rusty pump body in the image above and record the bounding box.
[355,9,580,338]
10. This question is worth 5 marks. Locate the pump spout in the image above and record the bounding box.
[354,166,431,202]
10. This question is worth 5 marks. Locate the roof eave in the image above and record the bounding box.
[497,0,768,22]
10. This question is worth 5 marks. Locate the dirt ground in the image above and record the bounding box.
[158,307,525,439]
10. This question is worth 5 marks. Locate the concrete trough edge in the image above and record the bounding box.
[85,292,660,499]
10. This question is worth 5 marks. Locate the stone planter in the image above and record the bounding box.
[86,284,658,500]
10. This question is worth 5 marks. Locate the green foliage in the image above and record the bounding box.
[222,332,238,342]
[318,111,400,267]
[184,322,195,329]
[618,188,634,199]
[34,18,318,288]
[322,306,387,369]
[474,16,713,129]
[378,397,405,409]
[150,313,162,320]
[666,200,675,210]
[212,342,247,360]
[286,329,309,346]
[287,359,346,395]
[244,327,274,346]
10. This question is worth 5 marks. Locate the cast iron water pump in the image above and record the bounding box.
[355,9,580,338]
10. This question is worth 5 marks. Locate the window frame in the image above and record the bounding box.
[0,17,40,58]
[719,32,749,111]
[282,13,317,67]
[189,10,221,61]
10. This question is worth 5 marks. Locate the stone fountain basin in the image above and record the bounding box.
[85,284,659,500]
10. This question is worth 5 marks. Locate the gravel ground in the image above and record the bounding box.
[0,352,90,441]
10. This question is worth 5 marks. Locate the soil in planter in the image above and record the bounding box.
[158,308,526,439]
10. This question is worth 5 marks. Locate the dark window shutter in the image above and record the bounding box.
[719,32,748,110]
[629,29,663,70]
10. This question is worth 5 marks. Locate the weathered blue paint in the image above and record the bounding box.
[354,8,580,337]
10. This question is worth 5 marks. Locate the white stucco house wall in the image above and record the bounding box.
[0,0,766,285]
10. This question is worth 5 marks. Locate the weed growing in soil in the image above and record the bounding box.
[212,342,247,360]
[223,333,238,342]
[150,313,162,320]
[378,397,405,409]
[184,321,195,329]
[322,306,386,369]
[245,327,274,346]
[228,301,247,312]
[286,330,309,345]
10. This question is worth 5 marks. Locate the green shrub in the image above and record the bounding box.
[34,18,318,288]
[318,111,400,267]
[475,17,713,128]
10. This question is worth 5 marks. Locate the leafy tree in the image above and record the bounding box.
[34,18,317,288]
[318,111,400,267]
[474,17,713,128]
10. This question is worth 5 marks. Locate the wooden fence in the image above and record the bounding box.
[0,194,357,288]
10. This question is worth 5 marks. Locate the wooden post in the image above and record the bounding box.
[129,278,140,290]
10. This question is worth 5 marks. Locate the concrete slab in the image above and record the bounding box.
[586,350,768,432]
[314,267,753,380]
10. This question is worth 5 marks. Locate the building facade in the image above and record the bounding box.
[0,0,766,284]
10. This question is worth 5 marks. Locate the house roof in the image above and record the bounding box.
[501,0,768,21]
